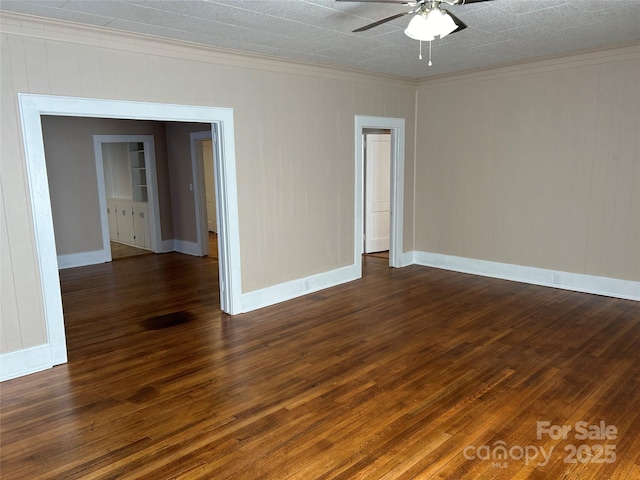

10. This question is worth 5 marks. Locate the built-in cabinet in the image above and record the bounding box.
[103,141,151,249]
[130,144,148,203]
[106,200,149,248]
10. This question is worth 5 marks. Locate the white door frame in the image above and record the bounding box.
[190,130,214,257]
[354,115,405,270]
[93,134,161,260]
[18,94,242,368]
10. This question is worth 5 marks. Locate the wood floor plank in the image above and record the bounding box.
[1,253,639,479]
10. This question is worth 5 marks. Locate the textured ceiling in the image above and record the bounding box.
[2,0,639,79]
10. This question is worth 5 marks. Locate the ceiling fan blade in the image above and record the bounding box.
[442,8,467,32]
[353,11,410,32]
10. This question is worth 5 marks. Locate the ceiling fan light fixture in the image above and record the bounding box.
[404,8,458,41]
[404,14,434,41]
[437,11,458,38]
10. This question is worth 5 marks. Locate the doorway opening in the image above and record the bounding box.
[93,135,160,261]
[190,129,221,258]
[354,115,406,275]
[201,138,219,259]
[19,94,242,370]
[363,129,392,261]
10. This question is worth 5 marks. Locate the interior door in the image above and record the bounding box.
[365,133,391,253]
[202,139,217,233]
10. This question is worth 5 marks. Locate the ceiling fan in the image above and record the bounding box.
[337,0,493,66]
[337,0,492,39]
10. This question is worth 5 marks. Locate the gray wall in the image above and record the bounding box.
[415,48,640,281]
[41,116,173,255]
[165,122,211,244]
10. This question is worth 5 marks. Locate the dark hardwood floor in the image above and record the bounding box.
[110,241,151,260]
[1,253,639,479]
[207,232,218,259]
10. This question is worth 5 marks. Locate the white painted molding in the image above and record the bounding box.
[56,240,204,268]
[241,263,361,313]
[190,130,214,257]
[398,251,415,268]
[0,12,416,87]
[0,344,53,382]
[173,240,202,257]
[160,240,176,253]
[93,137,113,263]
[413,251,640,301]
[416,43,640,87]
[57,250,106,270]
[18,95,68,368]
[93,134,162,256]
[18,93,241,382]
[354,116,406,273]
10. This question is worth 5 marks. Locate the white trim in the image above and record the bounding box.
[18,97,68,367]
[416,44,640,88]
[0,344,53,382]
[173,240,202,257]
[190,130,214,257]
[93,139,113,263]
[413,251,640,301]
[241,264,361,313]
[57,250,106,270]
[398,251,416,268]
[214,119,241,314]
[0,12,417,88]
[17,93,242,379]
[160,240,176,253]
[355,116,406,271]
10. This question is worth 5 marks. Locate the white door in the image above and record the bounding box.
[202,139,217,233]
[365,134,391,253]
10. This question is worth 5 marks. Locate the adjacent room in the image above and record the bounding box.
[1,1,639,478]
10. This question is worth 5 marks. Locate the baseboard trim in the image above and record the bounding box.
[0,344,52,382]
[412,251,640,301]
[56,240,200,268]
[398,251,415,267]
[241,263,361,313]
[160,240,175,253]
[57,250,106,269]
[173,239,201,256]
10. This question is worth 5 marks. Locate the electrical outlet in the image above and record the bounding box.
[552,273,561,285]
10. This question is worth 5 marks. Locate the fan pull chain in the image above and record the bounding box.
[428,40,432,66]
[419,40,422,60]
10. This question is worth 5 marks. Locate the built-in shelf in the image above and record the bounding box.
[129,142,147,203]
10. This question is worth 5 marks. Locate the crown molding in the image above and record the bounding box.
[416,42,640,87]
[0,11,416,88]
